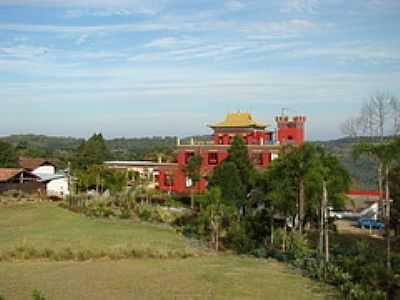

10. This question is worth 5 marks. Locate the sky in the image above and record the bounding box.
[0,0,399,140]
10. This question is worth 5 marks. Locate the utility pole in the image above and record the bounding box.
[323,180,329,263]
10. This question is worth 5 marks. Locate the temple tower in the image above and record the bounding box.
[275,115,306,145]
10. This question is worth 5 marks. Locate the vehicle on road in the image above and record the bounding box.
[357,218,384,230]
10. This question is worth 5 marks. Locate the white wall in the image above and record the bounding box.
[47,177,69,198]
[33,165,56,175]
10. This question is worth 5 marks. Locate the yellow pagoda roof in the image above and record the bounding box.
[209,112,267,129]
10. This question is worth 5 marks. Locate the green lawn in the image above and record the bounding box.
[0,256,334,300]
[0,203,191,252]
[0,203,335,299]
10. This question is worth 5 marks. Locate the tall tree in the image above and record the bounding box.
[184,154,203,209]
[313,147,351,263]
[224,135,256,215]
[257,159,298,247]
[353,140,399,270]
[209,161,245,210]
[0,141,18,167]
[284,144,320,233]
[200,187,232,251]
[226,136,255,192]
[341,92,400,138]
[73,133,111,171]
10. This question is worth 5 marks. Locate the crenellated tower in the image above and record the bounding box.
[275,115,306,145]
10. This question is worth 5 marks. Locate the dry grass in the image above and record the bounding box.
[0,256,335,300]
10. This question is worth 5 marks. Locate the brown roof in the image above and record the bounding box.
[19,158,54,171]
[0,168,40,183]
[0,168,24,182]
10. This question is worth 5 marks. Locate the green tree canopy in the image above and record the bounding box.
[225,136,255,192]
[0,140,18,168]
[209,161,245,210]
[73,133,111,171]
[184,154,203,187]
[184,154,203,208]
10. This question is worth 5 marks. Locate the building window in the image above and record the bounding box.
[218,136,224,144]
[208,152,218,165]
[185,152,195,163]
[186,177,193,188]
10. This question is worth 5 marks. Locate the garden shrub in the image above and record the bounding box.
[119,207,132,219]
[224,222,256,254]
[32,289,46,300]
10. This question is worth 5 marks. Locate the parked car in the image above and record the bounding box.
[358,218,385,230]
[328,209,354,219]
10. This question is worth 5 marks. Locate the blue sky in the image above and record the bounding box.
[0,0,399,140]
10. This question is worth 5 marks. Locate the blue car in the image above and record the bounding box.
[358,218,385,230]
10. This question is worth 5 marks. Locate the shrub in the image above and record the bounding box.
[137,205,153,221]
[286,231,311,259]
[56,247,74,260]
[224,222,256,254]
[32,289,46,300]
[119,207,131,219]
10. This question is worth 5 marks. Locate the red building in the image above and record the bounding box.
[156,113,306,194]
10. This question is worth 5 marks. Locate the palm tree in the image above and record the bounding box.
[353,140,399,270]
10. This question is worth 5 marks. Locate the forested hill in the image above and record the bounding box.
[0,134,378,190]
[314,137,379,191]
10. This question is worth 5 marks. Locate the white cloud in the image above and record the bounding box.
[0,22,173,33]
[145,37,199,49]
[281,0,320,14]
[0,45,49,59]
[224,0,245,11]
[65,7,158,18]
[0,0,167,11]
[290,43,400,61]
[75,34,89,45]
[242,19,317,40]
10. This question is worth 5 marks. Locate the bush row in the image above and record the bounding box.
[0,244,204,262]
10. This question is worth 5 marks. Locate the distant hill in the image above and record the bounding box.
[0,134,381,190]
[2,134,84,151]
[313,137,379,191]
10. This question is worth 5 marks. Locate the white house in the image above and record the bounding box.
[19,158,56,176]
[39,174,70,198]
[19,158,70,198]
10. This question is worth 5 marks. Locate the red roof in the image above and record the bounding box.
[0,168,24,182]
[19,158,54,171]
[0,168,40,183]
[347,190,381,196]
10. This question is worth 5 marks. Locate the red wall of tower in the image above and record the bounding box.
[275,116,306,145]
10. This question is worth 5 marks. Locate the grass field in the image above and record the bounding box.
[0,202,335,299]
[0,203,191,252]
[0,257,333,300]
